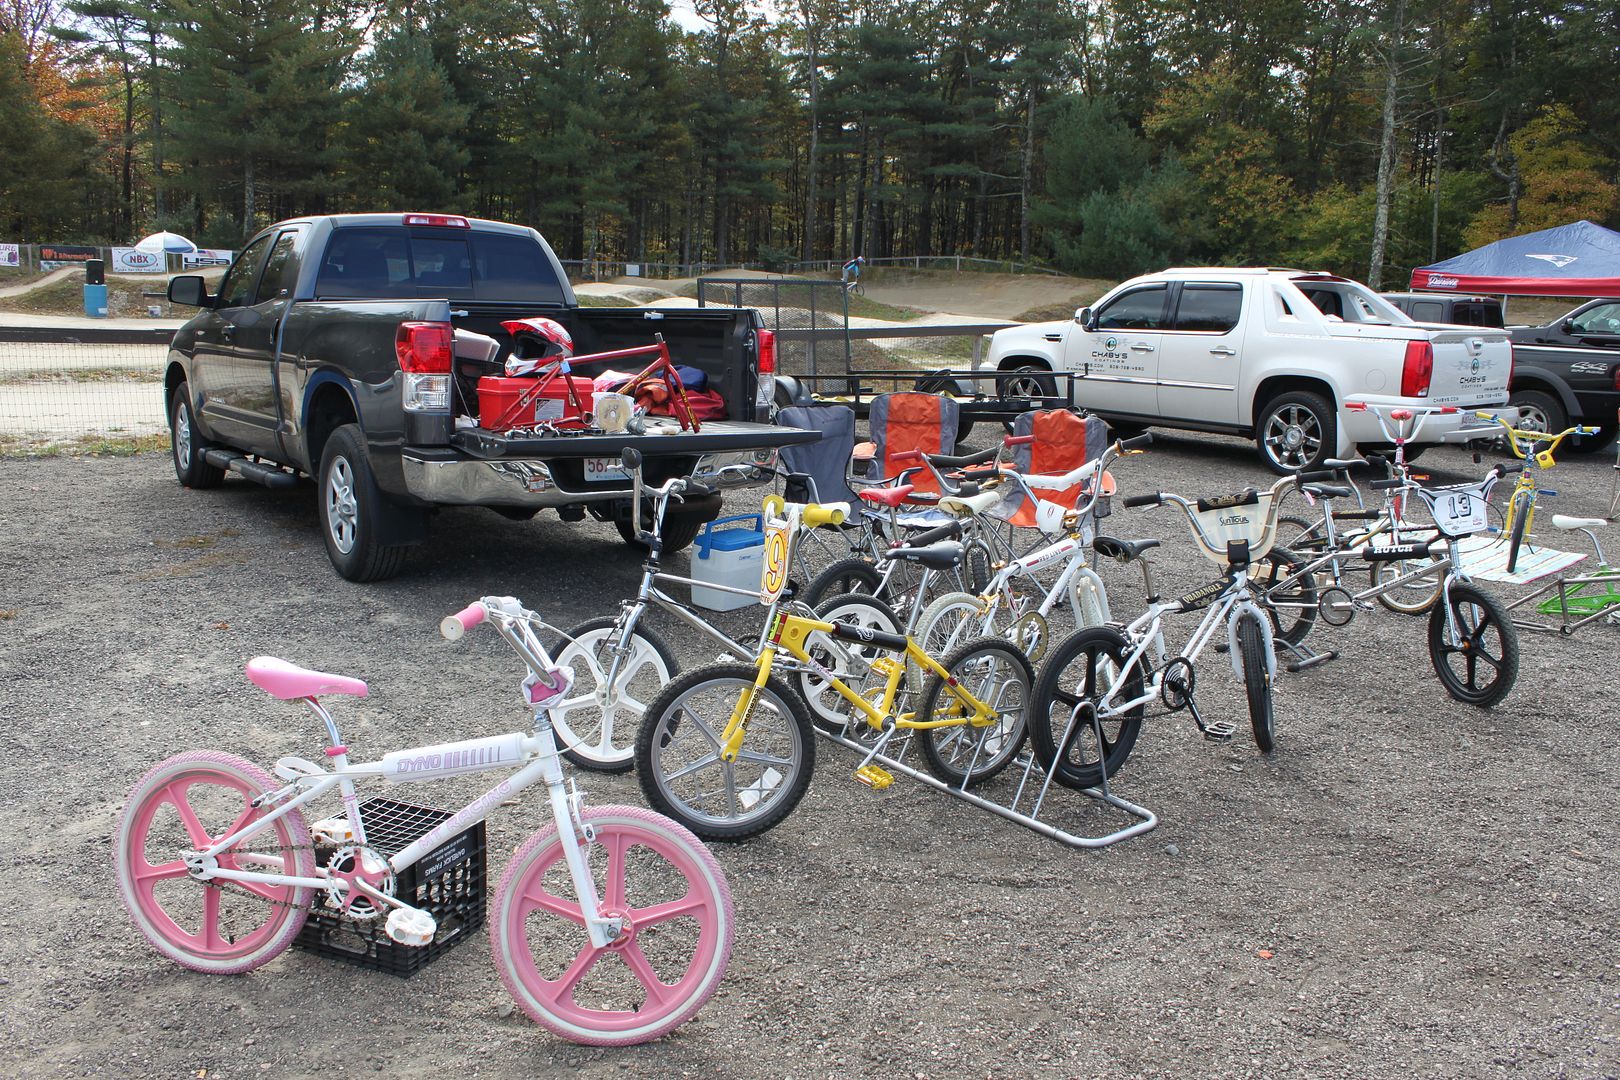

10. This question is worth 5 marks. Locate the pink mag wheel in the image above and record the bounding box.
[490,804,734,1045]
[114,751,315,973]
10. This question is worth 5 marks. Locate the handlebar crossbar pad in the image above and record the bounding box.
[1195,489,1259,513]
[828,620,908,653]
[929,445,1000,467]
[1122,493,1163,509]
[1361,543,1433,563]
[900,520,964,547]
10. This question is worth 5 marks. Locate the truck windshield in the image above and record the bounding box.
[316,227,566,304]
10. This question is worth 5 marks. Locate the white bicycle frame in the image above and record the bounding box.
[185,598,624,949]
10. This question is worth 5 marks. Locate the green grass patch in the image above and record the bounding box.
[0,366,164,386]
[0,275,176,318]
[0,431,169,457]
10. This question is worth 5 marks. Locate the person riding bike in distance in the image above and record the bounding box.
[841,254,865,288]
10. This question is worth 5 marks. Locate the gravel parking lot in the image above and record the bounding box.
[2,431,1616,1079]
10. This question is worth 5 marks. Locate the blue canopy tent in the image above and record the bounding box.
[1410,220,1620,297]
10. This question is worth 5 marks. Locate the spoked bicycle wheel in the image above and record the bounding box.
[1027,626,1144,790]
[552,618,680,773]
[1255,547,1319,645]
[915,637,1034,788]
[799,592,902,732]
[490,805,733,1046]
[1428,582,1519,707]
[1234,611,1276,753]
[114,751,316,974]
[635,664,814,841]
[803,557,882,609]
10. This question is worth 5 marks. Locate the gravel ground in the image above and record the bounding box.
[2,431,1617,1079]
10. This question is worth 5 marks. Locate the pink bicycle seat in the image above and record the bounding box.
[246,656,369,700]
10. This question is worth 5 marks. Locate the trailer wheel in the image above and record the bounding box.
[999,364,1055,401]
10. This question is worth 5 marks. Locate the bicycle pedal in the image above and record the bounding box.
[1202,721,1238,743]
[854,764,894,790]
[385,907,436,947]
[738,767,784,810]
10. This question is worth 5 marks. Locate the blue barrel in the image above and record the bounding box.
[83,284,108,317]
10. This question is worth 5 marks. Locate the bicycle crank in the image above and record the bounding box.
[1316,586,1356,627]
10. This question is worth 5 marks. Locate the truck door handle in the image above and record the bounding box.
[1209,345,1236,356]
[1043,333,1063,342]
[1130,343,1155,352]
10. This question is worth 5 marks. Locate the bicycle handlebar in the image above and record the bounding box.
[1123,492,1163,509]
[1002,434,1035,447]
[1119,433,1154,452]
[762,494,848,527]
[1474,410,1602,458]
[440,601,489,641]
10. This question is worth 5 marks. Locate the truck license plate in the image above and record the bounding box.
[584,456,629,482]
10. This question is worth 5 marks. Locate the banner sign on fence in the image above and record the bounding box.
[0,243,18,268]
[39,244,99,270]
[110,247,165,274]
[182,249,233,268]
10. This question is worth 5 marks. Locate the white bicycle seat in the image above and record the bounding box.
[1551,514,1608,531]
[939,490,999,517]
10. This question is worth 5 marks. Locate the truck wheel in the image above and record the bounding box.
[169,382,225,489]
[1256,390,1335,473]
[616,510,707,555]
[1566,420,1619,455]
[318,424,418,582]
[1506,389,1566,439]
[999,364,1056,401]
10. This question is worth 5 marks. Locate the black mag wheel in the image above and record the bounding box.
[803,557,883,609]
[1428,582,1519,707]
[915,637,1033,788]
[1256,546,1319,647]
[1027,625,1144,790]
[634,664,814,841]
[1235,612,1276,753]
[1506,491,1532,575]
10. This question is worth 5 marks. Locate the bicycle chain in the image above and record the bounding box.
[194,840,322,913]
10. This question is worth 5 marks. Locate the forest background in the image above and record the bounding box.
[2,0,1617,290]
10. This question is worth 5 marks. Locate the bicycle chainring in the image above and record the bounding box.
[324,844,396,921]
[1010,612,1050,664]
[1317,585,1356,627]
[1159,657,1196,711]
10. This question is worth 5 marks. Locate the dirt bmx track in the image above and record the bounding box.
[1,430,1616,1079]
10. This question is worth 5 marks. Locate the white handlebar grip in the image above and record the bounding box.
[440,602,487,641]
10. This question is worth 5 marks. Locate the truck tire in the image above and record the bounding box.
[1506,389,1566,439]
[1256,390,1335,473]
[1566,420,1619,455]
[318,423,418,582]
[616,510,706,555]
[169,382,225,489]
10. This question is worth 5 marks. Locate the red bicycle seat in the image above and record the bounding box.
[859,485,915,508]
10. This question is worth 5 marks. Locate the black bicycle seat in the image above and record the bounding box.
[881,540,964,569]
[1093,535,1162,562]
[1301,483,1353,499]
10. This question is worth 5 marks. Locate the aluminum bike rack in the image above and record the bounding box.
[816,706,1158,850]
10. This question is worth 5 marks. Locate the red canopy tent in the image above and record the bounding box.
[1409,220,1620,297]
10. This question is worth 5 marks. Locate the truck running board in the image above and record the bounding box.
[201,448,299,489]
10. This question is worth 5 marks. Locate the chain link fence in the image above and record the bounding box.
[0,329,169,450]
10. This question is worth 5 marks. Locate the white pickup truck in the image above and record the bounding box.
[981,267,1513,472]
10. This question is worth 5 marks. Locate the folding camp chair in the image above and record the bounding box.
[857,392,961,501]
[1002,409,1113,533]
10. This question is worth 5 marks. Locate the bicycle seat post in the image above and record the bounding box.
[302,697,345,756]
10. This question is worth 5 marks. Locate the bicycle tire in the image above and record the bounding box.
[1257,546,1319,646]
[800,592,902,733]
[1428,582,1519,707]
[489,804,733,1045]
[963,537,993,595]
[1506,491,1532,574]
[1027,625,1144,789]
[552,617,680,773]
[115,750,315,974]
[1276,513,1324,552]
[635,664,814,841]
[1235,612,1276,753]
[915,636,1033,788]
[804,557,882,609]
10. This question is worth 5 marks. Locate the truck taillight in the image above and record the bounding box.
[397,321,453,413]
[1401,341,1433,398]
[403,213,470,228]
[754,329,777,412]
[757,329,776,374]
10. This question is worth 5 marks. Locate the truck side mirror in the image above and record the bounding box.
[168,275,211,308]
[1561,319,1575,334]
[1075,307,1092,330]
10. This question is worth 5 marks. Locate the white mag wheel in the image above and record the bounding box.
[114,751,316,974]
[490,805,734,1046]
[552,618,679,773]
[801,592,903,731]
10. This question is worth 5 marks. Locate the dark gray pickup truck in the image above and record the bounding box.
[163,212,809,581]
[1506,298,1620,452]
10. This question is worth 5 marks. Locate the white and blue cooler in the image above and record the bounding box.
[690,514,766,611]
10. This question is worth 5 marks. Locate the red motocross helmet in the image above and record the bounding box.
[501,317,574,375]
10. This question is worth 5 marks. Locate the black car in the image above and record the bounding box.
[1381,292,1505,328]
[1503,298,1620,452]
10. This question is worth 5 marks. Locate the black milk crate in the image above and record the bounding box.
[294,796,487,977]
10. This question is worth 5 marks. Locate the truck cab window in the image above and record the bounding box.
[1172,283,1242,333]
[255,232,301,304]
[1095,285,1168,331]
[1572,303,1620,334]
[217,234,275,310]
